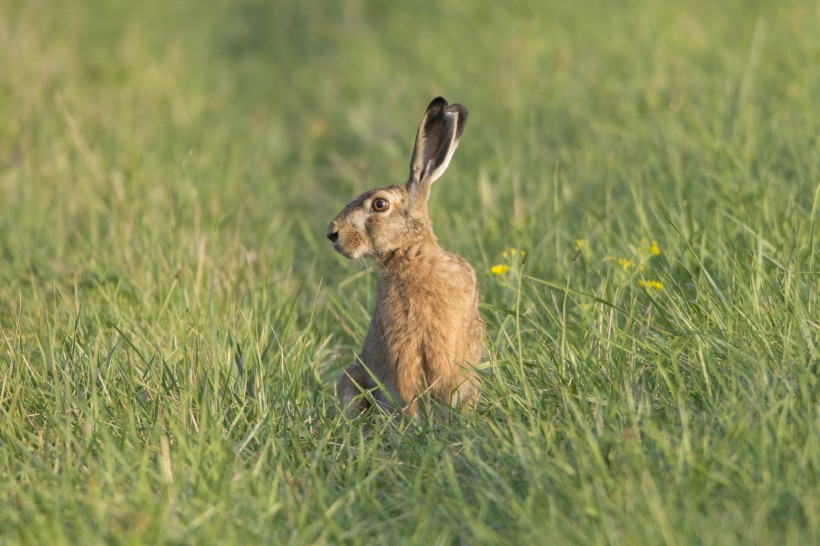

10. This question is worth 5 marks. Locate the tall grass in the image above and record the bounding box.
[1,0,818,544]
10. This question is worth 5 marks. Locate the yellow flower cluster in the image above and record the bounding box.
[618,258,633,271]
[492,248,526,276]
[491,264,511,276]
[637,280,663,290]
[613,238,665,291]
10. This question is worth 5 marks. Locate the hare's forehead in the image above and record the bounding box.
[353,185,406,205]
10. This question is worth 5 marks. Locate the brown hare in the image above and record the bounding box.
[327,97,484,418]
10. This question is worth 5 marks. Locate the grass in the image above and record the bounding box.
[1,0,818,543]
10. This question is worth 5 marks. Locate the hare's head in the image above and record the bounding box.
[327,97,467,260]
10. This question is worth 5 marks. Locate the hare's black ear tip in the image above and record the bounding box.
[427,96,449,110]
[449,103,468,118]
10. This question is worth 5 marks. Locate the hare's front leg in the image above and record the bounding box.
[337,362,377,418]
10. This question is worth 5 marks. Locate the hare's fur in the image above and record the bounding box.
[327,97,484,417]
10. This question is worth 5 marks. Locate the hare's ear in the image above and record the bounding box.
[407,97,468,201]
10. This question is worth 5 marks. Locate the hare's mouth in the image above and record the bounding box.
[327,228,369,259]
[327,232,356,259]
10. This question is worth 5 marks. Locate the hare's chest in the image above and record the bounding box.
[375,270,469,338]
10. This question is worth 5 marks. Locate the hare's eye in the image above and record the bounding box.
[371,198,390,212]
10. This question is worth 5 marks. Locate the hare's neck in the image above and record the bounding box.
[377,237,440,270]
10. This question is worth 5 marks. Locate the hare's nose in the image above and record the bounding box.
[327,231,339,244]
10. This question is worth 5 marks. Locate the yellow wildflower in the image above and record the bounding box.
[618,258,633,271]
[509,248,518,257]
[575,239,587,251]
[491,264,511,276]
[637,280,663,290]
[649,240,661,256]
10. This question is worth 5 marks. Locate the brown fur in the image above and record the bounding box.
[327,97,484,418]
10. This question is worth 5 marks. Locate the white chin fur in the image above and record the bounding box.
[336,245,365,260]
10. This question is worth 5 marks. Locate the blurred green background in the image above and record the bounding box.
[1,0,818,544]
[6,0,816,282]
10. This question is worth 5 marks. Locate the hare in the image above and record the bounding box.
[327,97,484,418]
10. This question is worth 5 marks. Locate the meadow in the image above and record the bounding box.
[1,0,818,544]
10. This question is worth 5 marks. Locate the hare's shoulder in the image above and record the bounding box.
[380,247,477,301]
[436,251,478,289]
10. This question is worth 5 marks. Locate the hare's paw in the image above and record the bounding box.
[337,362,375,418]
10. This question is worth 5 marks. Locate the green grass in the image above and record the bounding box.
[1,0,819,543]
